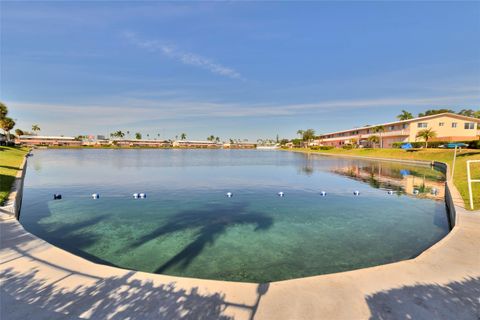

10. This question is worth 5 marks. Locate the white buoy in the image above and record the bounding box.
[92,193,99,199]
[387,190,394,195]
[413,189,419,195]
[139,193,146,199]
[278,192,284,197]
[320,191,327,196]
[226,192,233,198]
[353,190,360,196]
[133,193,139,199]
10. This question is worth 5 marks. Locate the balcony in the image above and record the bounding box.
[319,129,410,142]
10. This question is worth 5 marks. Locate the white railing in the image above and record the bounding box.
[319,130,409,142]
[466,160,480,210]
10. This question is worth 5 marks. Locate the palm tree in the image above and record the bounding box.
[0,102,7,120]
[1,117,15,141]
[32,124,40,135]
[207,135,215,141]
[297,130,304,138]
[372,126,385,148]
[110,131,125,139]
[416,128,437,148]
[367,135,380,148]
[397,110,414,121]
[15,128,24,136]
[180,133,187,140]
[135,132,142,140]
[126,131,130,138]
[215,136,220,143]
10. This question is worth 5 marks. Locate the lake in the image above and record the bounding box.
[20,149,449,283]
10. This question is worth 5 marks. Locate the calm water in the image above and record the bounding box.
[20,149,448,283]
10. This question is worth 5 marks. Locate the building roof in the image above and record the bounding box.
[19,135,76,140]
[318,113,480,137]
[113,139,170,143]
[175,140,221,144]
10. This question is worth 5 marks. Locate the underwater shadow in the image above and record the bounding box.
[366,277,480,320]
[130,202,273,273]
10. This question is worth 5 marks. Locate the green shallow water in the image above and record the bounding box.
[20,149,448,282]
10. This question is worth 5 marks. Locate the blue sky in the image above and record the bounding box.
[1,1,479,140]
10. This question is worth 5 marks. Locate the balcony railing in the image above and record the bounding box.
[319,129,409,142]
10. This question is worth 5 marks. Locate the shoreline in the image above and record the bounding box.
[1,151,479,319]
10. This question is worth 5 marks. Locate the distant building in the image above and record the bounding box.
[112,139,172,147]
[173,140,222,148]
[316,113,480,148]
[223,142,257,149]
[96,135,106,140]
[17,135,82,147]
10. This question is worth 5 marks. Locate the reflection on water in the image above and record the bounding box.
[331,163,444,200]
[297,153,445,200]
[20,149,449,282]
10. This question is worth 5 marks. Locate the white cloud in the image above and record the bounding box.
[7,92,479,135]
[124,32,243,80]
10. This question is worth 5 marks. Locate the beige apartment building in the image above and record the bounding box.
[17,135,82,147]
[317,113,480,148]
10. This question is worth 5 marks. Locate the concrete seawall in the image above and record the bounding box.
[0,156,27,220]
[1,153,479,319]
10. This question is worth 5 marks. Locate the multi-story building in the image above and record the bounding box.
[316,113,480,148]
[172,140,222,148]
[223,142,257,149]
[17,135,82,147]
[112,139,172,147]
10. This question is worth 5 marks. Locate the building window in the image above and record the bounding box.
[402,124,408,129]
[439,122,444,127]
[464,122,475,130]
[390,125,395,130]
[417,123,428,128]
[452,122,457,128]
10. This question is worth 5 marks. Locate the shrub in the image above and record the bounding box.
[342,144,355,150]
[468,140,480,149]
[392,140,480,149]
[319,146,334,150]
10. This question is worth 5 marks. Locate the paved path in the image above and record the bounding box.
[1,187,479,319]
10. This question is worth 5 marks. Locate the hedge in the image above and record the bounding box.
[392,140,480,149]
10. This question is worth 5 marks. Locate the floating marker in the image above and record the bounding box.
[133,193,139,199]
[278,192,284,197]
[320,191,327,196]
[226,192,233,198]
[387,190,394,195]
[353,190,360,196]
[413,189,419,195]
[53,194,62,200]
[139,193,146,199]
[92,193,99,199]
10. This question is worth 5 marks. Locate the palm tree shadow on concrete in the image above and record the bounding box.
[1,267,269,320]
[128,202,273,274]
[366,277,480,320]
[1,221,270,319]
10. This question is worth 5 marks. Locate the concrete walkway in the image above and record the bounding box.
[1,190,479,319]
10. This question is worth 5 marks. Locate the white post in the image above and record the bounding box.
[467,160,474,210]
[451,145,457,181]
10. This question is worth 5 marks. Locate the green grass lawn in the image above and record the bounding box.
[0,146,29,205]
[289,147,480,210]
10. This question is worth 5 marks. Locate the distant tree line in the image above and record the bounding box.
[397,108,479,120]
